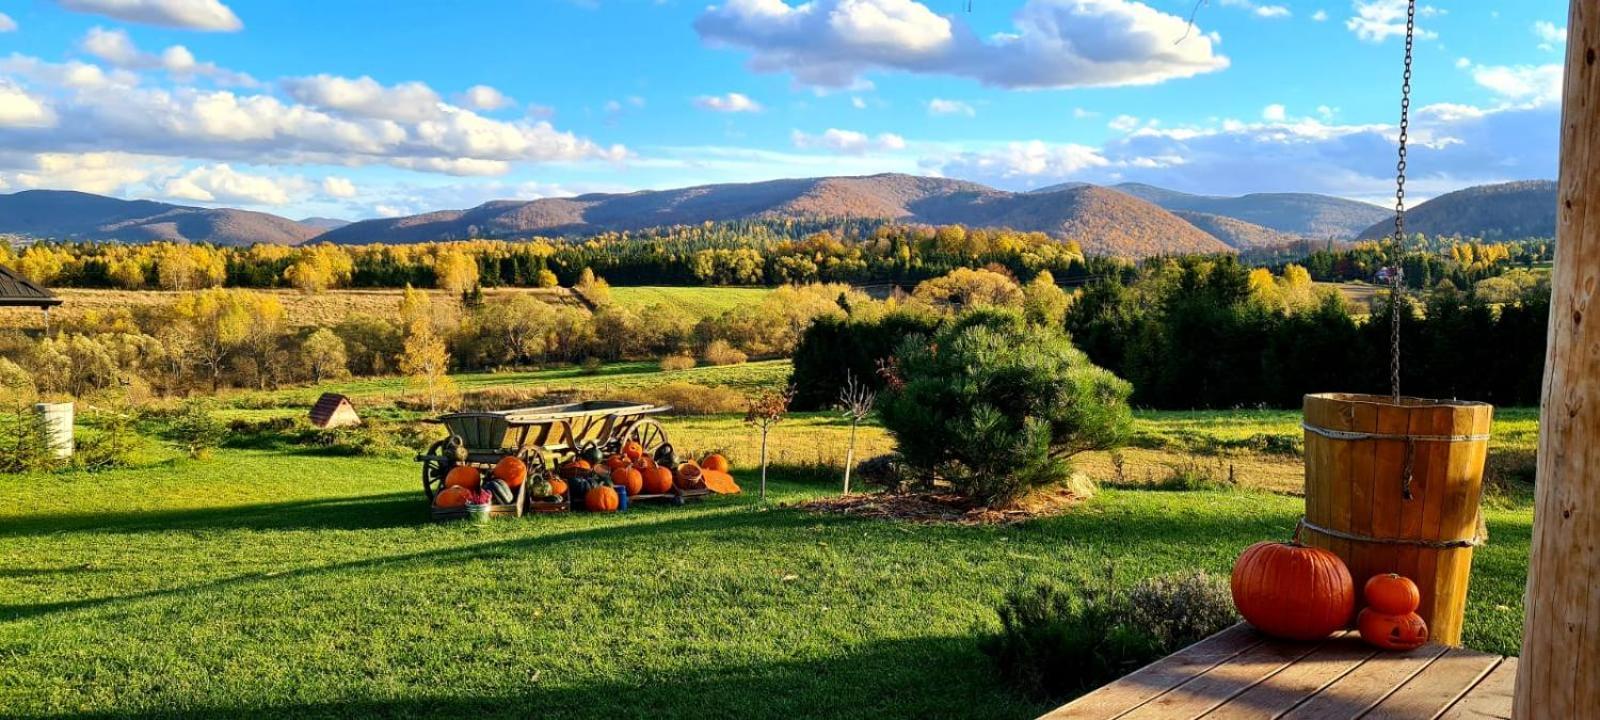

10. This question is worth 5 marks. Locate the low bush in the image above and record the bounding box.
[635,382,745,416]
[982,570,1235,701]
[659,354,697,372]
[703,340,747,366]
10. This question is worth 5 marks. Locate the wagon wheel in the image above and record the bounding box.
[624,419,672,463]
[421,437,464,500]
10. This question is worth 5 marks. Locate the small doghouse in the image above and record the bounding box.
[309,393,361,429]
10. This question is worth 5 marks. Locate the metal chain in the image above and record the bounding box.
[1390,0,1415,403]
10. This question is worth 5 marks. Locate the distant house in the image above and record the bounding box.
[309,393,361,429]
[0,264,63,331]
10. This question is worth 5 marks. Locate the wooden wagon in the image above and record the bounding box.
[417,400,692,517]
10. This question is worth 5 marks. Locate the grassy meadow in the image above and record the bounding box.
[0,359,1540,719]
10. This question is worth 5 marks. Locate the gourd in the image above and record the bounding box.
[530,477,555,499]
[622,440,645,461]
[613,466,644,496]
[444,465,482,491]
[641,465,674,494]
[1363,573,1421,615]
[1231,540,1354,641]
[653,443,680,469]
[701,454,730,472]
[579,445,605,466]
[558,460,592,480]
[434,485,471,508]
[585,484,621,512]
[604,454,631,471]
[567,474,600,500]
[548,477,568,497]
[484,478,516,505]
[492,456,528,488]
[1358,573,1429,650]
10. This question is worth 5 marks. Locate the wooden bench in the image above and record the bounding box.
[1040,624,1514,720]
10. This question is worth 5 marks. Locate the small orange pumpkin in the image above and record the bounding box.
[585,484,620,512]
[701,454,730,472]
[548,477,568,497]
[1231,541,1354,641]
[675,462,705,490]
[604,454,631,471]
[613,466,644,496]
[492,456,527,489]
[1363,573,1421,615]
[434,485,471,509]
[634,456,656,471]
[444,465,482,491]
[622,441,645,461]
[1358,608,1429,650]
[642,466,674,494]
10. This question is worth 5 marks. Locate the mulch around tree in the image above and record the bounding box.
[796,486,1089,525]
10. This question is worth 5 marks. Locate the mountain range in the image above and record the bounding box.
[0,175,1557,257]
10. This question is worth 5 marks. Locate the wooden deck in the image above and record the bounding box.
[1040,624,1515,720]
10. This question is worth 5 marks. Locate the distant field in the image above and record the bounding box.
[609,286,773,316]
[1322,281,1380,315]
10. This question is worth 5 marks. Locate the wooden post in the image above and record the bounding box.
[1515,1,1600,715]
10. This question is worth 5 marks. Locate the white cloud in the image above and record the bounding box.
[791,128,906,154]
[1311,9,1328,22]
[934,140,1110,181]
[281,74,443,122]
[57,0,243,31]
[1219,0,1289,19]
[927,98,975,116]
[1316,105,1338,119]
[1262,103,1287,121]
[1534,21,1566,51]
[1456,57,1471,69]
[156,163,307,205]
[1108,114,1141,131]
[850,96,867,109]
[321,176,357,198]
[0,83,57,128]
[694,92,764,112]
[78,27,255,85]
[0,54,136,89]
[0,12,17,32]
[1347,0,1439,43]
[695,0,1228,90]
[1472,64,1563,105]
[1073,107,1099,119]
[457,85,513,111]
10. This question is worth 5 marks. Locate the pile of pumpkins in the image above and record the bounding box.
[432,455,530,510]
[1231,540,1430,650]
[556,441,739,512]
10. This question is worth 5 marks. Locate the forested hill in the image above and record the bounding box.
[316,174,1231,257]
[1113,183,1391,239]
[1356,180,1558,241]
[0,190,322,246]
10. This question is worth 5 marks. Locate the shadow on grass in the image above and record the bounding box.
[10,634,1047,720]
[0,492,424,540]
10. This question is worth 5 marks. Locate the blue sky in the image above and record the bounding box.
[0,0,1570,220]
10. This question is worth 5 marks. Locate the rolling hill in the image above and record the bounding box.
[1356,180,1557,241]
[317,174,1231,257]
[0,190,322,246]
[1114,183,1390,239]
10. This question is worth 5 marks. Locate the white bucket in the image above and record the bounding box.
[35,402,73,459]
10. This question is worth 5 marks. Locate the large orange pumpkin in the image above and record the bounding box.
[492,456,528,489]
[585,484,620,512]
[675,462,705,490]
[434,485,471,509]
[444,465,482,491]
[613,466,644,496]
[701,454,730,472]
[622,441,645,461]
[1358,608,1429,650]
[604,454,631,471]
[641,466,674,494]
[1363,573,1421,615]
[1231,541,1354,641]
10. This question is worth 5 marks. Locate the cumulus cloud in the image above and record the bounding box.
[694,92,763,112]
[457,84,514,111]
[791,128,906,154]
[78,27,255,85]
[156,163,308,205]
[322,176,357,198]
[0,151,170,195]
[927,98,975,116]
[1311,9,1328,22]
[1219,0,1289,19]
[0,83,57,128]
[935,140,1110,181]
[1534,21,1566,51]
[694,0,1227,90]
[1108,114,1141,131]
[281,74,444,122]
[1262,103,1287,121]
[0,12,17,32]
[57,0,243,31]
[1472,64,1563,105]
[1347,0,1439,43]
[0,54,135,89]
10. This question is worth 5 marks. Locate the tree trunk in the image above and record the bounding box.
[843,421,857,495]
[1515,2,1600,714]
[759,429,769,500]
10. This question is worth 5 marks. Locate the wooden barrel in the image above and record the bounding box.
[1301,392,1493,645]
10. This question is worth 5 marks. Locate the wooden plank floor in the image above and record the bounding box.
[1040,625,1514,720]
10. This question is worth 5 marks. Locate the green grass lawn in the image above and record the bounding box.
[609,286,774,317]
[0,442,1532,719]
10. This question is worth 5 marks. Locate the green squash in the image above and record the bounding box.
[484,478,516,505]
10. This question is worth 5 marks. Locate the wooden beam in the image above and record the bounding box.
[1514,1,1600,715]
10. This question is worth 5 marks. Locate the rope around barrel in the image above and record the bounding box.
[1295,516,1485,549]
[1301,422,1491,443]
